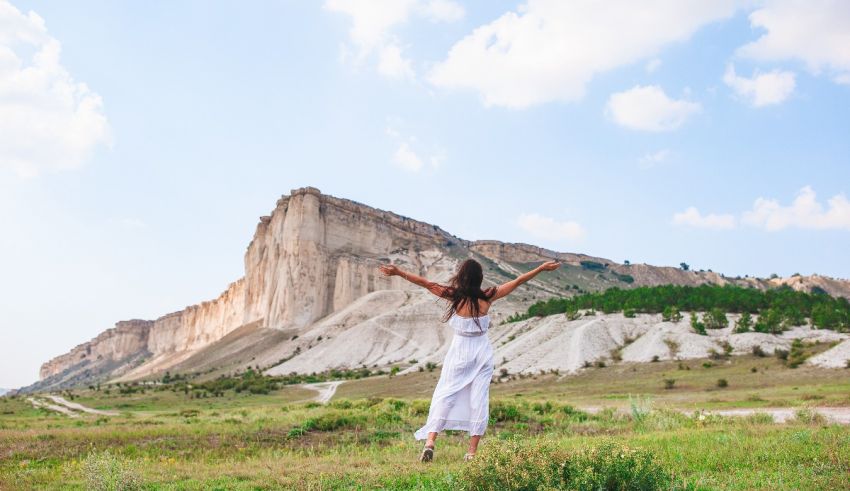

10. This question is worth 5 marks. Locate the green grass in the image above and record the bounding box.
[2,356,849,489]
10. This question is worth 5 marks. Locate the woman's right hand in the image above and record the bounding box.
[379,264,402,277]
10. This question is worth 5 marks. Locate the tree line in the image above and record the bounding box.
[507,284,850,332]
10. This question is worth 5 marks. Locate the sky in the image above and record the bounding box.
[1,0,849,388]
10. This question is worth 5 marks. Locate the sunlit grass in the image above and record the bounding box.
[2,356,849,489]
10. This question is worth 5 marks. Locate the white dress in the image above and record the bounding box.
[414,313,495,440]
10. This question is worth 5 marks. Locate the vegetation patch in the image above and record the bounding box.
[457,439,681,491]
[510,284,850,332]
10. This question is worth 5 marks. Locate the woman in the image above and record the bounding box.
[378,258,561,462]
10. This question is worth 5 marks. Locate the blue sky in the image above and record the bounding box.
[1,0,849,388]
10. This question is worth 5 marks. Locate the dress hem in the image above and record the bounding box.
[413,418,489,440]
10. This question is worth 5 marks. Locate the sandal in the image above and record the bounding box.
[463,453,475,462]
[419,445,434,463]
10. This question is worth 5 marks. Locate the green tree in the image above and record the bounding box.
[812,303,840,330]
[754,308,783,334]
[662,306,682,323]
[735,312,753,333]
[680,262,690,271]
[704,308,728,329]
[690,312,706,335]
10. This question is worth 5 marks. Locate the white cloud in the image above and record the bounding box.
[517,213,586,242]
[672,207,737,230]
[377,43,415,80]
[606,85,701,132]
[0,0,110,178]
[386,121,442,173]
[742,186,850,231]
[324,0,418,55]
[674,187,850,232]
[393,142,424,171]
[638,149,672,169]
[723,64,795,107]
[420,0,465,22]
[324,0,463,78]
[428,0,740,108]
[737,0,850,85]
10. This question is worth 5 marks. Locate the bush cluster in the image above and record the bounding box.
[458,440,681,491]
[512,284,849,332]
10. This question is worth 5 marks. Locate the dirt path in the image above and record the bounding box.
[581,405,850,424]
[27,397,79,418]
[301,381,344,404]
[704,407,850,424]
[27,395,119,418]
[45,395,119,416]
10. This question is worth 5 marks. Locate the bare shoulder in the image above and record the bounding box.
[480,297,493,314]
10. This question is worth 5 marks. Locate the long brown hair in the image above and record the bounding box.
[439,259,497,329]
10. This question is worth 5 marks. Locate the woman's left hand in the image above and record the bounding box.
[379,264,401,277]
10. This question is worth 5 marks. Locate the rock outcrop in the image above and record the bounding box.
[26,187,850,392]
[39,320,153,380]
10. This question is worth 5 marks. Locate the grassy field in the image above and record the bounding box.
[2,354,849,490]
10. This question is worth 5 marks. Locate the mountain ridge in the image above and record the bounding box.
[24,187,850,393]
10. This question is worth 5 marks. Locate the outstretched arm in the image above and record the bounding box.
[490,260,561,302]
[378,264,449,298]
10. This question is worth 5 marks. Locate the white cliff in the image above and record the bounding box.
[30,187,850,392]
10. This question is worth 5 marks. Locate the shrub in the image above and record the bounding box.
[775,349,789,361]
[489,402,525,423]
[531,401,554,415]
[787,339,808,368]
[735,312,753,333]
[580,260,606,271]
[662,306,682,323]
[82,450,142,491]
[624,308,637,318]
[664,379,676,390]
[705,308,728,330]
[561,405,589,422]
[752,345,766,357]
[795,409,827,425]
[457,440,676,491]
[755,308,783,334]
[409,400,430,416]
[716,378,728,388]
[615,273,635,284]
[651,355,660,363]
[745,413,774,425]
[629,395,651,425]
[289,412,366,437]
[690,312,706,335]
[330,399,353,410]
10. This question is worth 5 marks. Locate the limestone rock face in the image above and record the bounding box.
[34,187,467,389]
[29,186,850,392]
[39,320,153,380]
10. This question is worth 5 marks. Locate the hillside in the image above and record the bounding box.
[23,187,850,393]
